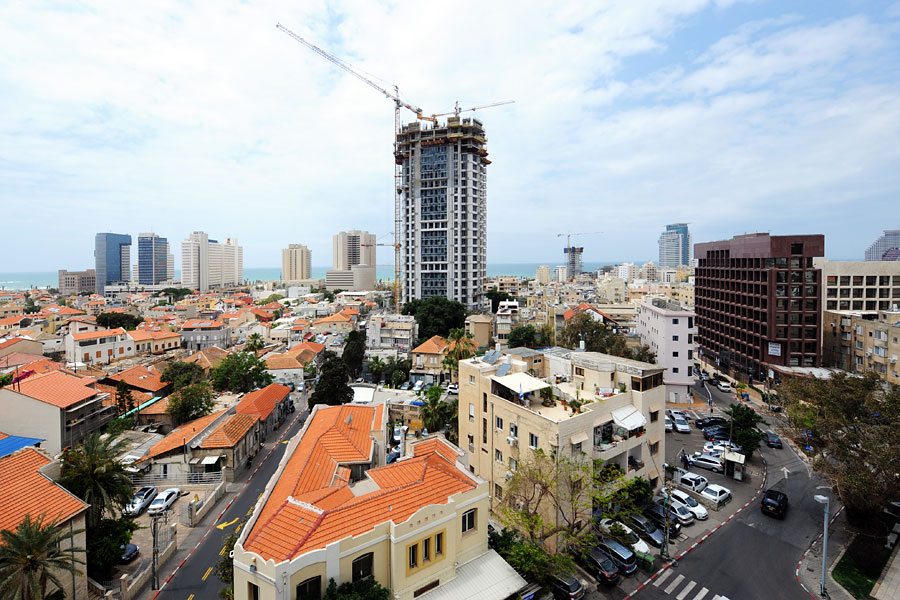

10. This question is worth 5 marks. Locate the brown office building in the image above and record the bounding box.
[695,233,825,383]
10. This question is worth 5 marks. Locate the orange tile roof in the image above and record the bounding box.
[236,384,290,420]
[1,352,46,367]
[412,334,448,355]
[70,327,126,341]
[0,448,88,532]
[127,329,181,342]
[339,308,359,316]
[265,354,302,371]
[286,341,325,356]
[313,313,352,325]
[142,409,228,460]
[183,346,230,370]
[15,371,100,409]
[94,383,152,409]
[0,315,29,326]
[105,365,167,392]
[13,358,64,378]
[242,407,474,562]
[201,414,259,449]
[40,305,84,317]
[0,337,37,351]
[138,396,170,415]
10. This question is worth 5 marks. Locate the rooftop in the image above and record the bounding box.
[71,327,126,341]
[14,371,100,409]
[0,448,88,532]
[201,414,259,449]
[236,384,291,419]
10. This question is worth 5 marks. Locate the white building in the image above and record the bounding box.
[325,264,376,292]
[181,231,243,292]
[659,223,691,268]
[814,258,900,313]
[616,263,641,283]
[636,298,696,404]
[535,265,551,285]
[366,314,418,358]
[554,266,568,283]
[64,327,135,365]
[333,230,376,271]
[282,244,312,281]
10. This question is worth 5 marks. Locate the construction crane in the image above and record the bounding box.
[420,100,515,122]
[557,232,603,280]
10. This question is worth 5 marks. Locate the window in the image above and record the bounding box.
[495,416,504,431]
[296,576,321,600]
[462,508,476,533]
[248,583,260,600]
[650,410,659,422]
[494,483,503,500]
[483,393,487,412]
[672,351,679,357]
[575,366,584,376]
[482,418,487,444]
[469,375,475,384]
[672,367,679,373]
[409,544,418,569]
[352,553,373,582]
[467,434,474,453]
[509,423,518,438]
[495,448,503,463]
[423,537,431,562]
[435,532,443,555]
[650,441,659,455]
[529,433,539,449]
[673,318,679,325]
[509,457,518,471]
[469,403,474,421]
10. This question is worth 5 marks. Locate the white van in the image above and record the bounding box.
[678,472,709,493]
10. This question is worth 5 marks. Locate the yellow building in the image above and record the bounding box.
[465,314,494,351]
[823,309,900,384]
[233,404,525,600]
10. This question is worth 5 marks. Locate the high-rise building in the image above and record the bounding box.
[137,233,168,285]
[637,298,696,403]
[554,266,568,283]
[282,244,312,281]
[167,252,175,282]
[396,117,488,309]
[659,223,691,268]
[864,229,900,261]
[815,259,900,312]
[58,269,96,295]
[332,230,375,271]
[181,232,243,292]
[535,265,551,285]
[564,246,584,278]
[94,233,132,295]
[695,233,824,382]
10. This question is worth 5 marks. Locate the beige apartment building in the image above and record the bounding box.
[823,309,900,385]
[233,404,524,600]
[465,314,494,350]
[815,259,900,313]
[458,350,665,549]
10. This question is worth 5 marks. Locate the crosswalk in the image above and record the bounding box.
[652,568,727,600]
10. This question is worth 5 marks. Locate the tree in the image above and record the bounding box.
[104,417,134,438]
[115,380,134,415]
[59,433,133,528]
[161,360,205,390]
[167,382,216,426]
[159,288,193,302]
[559,313,656,363]
[309,356,353,410]
[0,373,13,388]
[324,577,390,600]
[382,357,411,388]
[489,526,574,587]
[304,363,317,380]
[211,352,274,393]
[401,296,468,342]
[391,370,406,388]
[779,372,900,525]
[96,312,143,330]
[214,533,237,599]
[245,333,265,352]
[0,514,84,600]
[84,517,138,580]
[23,294,39,315]
[421,386,447,433]
[367,356,385,383]
[258,294,284,305]
[721,403,766,460]
[342,331,366,378]
[486,287,513,313]
[508,325,537,349]
[442,328,476,380]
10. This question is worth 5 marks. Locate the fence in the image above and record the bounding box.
[130,470,223,488]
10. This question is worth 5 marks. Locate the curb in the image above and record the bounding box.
[795,505,846,599]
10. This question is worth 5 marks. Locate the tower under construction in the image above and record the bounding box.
[396,116,489,310]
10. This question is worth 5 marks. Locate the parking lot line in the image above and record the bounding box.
[676,580,696,599]
[653,569,673,587]
[665,574,685,594]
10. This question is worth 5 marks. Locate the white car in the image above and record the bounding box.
[597,518,651,554]
[673,417,691,434]
[690,453,724,473]
[665,489,709,520]
[678,472,708,493]
[412,380,425,392]
[701,484,732,505]
[716,381,732,393]
[703,441,743,455]
[447,383,459,395]
[147,487,181,516]
[668,409,687,420]
[664,416,673,433]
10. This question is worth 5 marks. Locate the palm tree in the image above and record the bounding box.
[0,514,84,600]
[246,333,265,352]
[59,433,133,528]
[367,356,385,384]
[421,386,447,433]
[443,328,476,382]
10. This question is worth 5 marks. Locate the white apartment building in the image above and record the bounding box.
[494,300,520,347]
[333,230,376,271]
[181,231,243,292]
[64,327,135,365]
[554,266,568,283]
[366,314,418,358]
[636,298,697,404]
[616,263,641,283]
[535,265,551,285]
[282,244,312,281]
[814,258,900,314]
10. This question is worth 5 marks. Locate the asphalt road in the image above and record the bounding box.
[151,397,308,600]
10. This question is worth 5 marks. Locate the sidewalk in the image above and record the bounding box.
[796,507,855,600]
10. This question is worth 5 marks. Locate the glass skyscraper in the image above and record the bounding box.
[138,233,168,285]
[659,223,692,268]
[94,233,132,294]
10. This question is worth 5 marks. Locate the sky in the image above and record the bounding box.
[1,0,899,271]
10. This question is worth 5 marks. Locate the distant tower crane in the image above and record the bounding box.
[557,232,603,280]
[277,23,513,311]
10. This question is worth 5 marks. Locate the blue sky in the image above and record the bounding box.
[1,0,898,270]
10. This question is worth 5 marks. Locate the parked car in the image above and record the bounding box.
[400,381,411,390]
[673,417,691,434]
[703,441,743,455]
[147,487,181,515]
[413,380,425,392]
[668,409,687,420]
[644,504,682,538]
[663,489,709,520]
[124,486,157,516]
[120,543,140,563]
[597,518,650,554]
[447,383,459,395]
[664,416,673,432]
[701,484,732,505]
[596,537,638,576]
[677,472,708,493]
[695,416,728,430]
[690,453,724,473]
[761,489,789,518]
[655,497,695,526]
[573,546,620,585]
[765,432,783,448]
[702,425,728,440]
[716,381,732,393]
[549,574,585,600]
[626,513,666,548]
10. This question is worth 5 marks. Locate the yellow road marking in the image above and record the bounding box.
[282,440,289,444]
[216,518,239,530]
[188,594,195,600]
[246,506,254,516]
[201,566,213,581]
[235,523,243,534]
[219,545,226,556]
[257,492,263,500]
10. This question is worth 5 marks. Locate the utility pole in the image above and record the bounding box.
[150,514,161,590]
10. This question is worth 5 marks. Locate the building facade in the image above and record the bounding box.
[637,298,696,403]
[823,309,900,384]
[64,327,135,365]
[397,117,489,310]
[659,223,691,268]
[282,244,312,281]
[535,265,551,285]
[564,246,584,278]
[333,230,376,271]
[366,314,417,357]
[695,233,824,382]
[181,231,243,292]
[58,269,96,295]
[864,229,900,261]
[95,232,132,294]
[180,319,231,351]
[137,233,169,285]
[815,259,900,313]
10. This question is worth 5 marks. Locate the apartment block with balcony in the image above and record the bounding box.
[815,259,900,314]
[494,300,520,348]
[823,309,900,385]
[637,298,697,403]
[64,327,135,365]
[365,314,418,359]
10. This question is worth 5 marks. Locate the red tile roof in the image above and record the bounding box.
[142,409,228,460]
[236,384,290,420]
[286,341,324,356]
[265,354,303,371]
[412,335,448,355]
[0,448,88,532]
[105,365,167,392]
[1,352,47,368]
[127,329,181,342]
[15,371,100,409]
[71,327,126,341]
[94,384,152,409]
[201,414,259,449]
[137,396,170,415]
[313,313,352,325]
[0,337,38,352]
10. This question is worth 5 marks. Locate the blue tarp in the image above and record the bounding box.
[0,435,43,458]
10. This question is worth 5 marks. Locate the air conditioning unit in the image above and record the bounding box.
[506,436,517,447]
[505,471,514,481]
[890,356,898,363]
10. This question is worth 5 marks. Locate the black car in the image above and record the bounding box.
[765,432,783,448]
[625,513,665,548]
[644,505,682,538]
[702,426,729,440]
[574,546,620,585]
[549,574,585,600]
[596,537,638,576]
[761,489,789,518]
[120,543,140,563]
[695,416,728,430]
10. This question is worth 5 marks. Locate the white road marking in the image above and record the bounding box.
[665,574,685,594]
[676,580,697,600]
[653,569,673,587]
[693,588,709,600]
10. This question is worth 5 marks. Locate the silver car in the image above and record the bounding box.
[147,487,181,516]
[124,486,158,516]
[690,453,724,473]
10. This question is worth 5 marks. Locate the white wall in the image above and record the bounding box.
[0,390,62,454]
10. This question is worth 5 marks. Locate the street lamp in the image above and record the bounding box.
[814,494,830,598]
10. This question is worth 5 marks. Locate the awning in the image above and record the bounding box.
[611,405,647,431]
[418,549,526,600]
[189,457,202,465]
[491,372,549,395]
[570,431,589,445]
[201,455,221,465]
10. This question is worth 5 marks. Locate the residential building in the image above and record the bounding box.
[564,246,584,277]
[494,300,520,347]
[95,232,132,294]
[815,259,900,313]
[233,404,523,600]
[495,276,520,296]
[311,312,355,336]
[127,329,182,355]
[325,264,376,292]
[181,319,231,351]
[64,327,135,365]
[181,231,243,292]
[195,413,261,481]
[0,336,44,359]
[366,314,418,358]
[235,383,292,440]
[823,309,900,384]
[0,448,89,600]
[0,371,117,454]
[659,223,691,268]
[282,244,312,281]
[465,314,494,351]
[137,409,230,478]
[641,261,659,282]
[554,266,568,283]
[598,276,627,303]
[695,233,824,382]
[535,265,551,285]
[410,335,449,386]
[101,364,169,397]
[616,263,641,283]
[58,269,96,295]
[397,117,489,310]
[333,230,376,271]
[137,233,169,285]
[458,350,665,550]
[864,229,900,261]
[637,298,696,403]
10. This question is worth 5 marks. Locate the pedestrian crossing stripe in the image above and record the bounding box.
[652,570,726,600]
